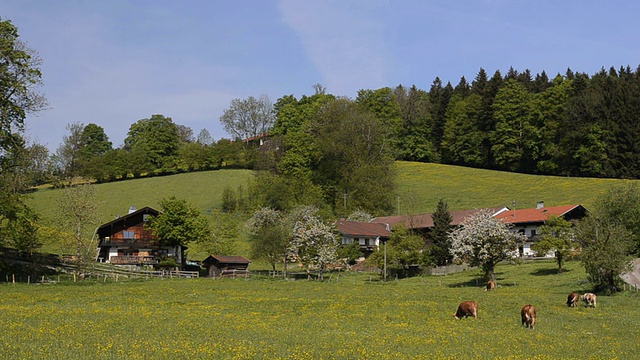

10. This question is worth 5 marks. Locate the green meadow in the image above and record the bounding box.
[1,260,638,359]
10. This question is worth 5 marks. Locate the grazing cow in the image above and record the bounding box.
[485,280,496,291]
[567,292,579,307]
[453,301,478,319]
[581,293,597,308]
[521,304,537,329]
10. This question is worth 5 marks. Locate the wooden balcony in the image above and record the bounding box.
[109,255,158,265]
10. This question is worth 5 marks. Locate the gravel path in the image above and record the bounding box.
[621,258,640,287]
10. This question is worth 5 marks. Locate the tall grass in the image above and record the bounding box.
[1,260,637,359]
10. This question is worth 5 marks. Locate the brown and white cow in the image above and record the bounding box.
[521,304,537,329]
[581,293,597,308]
[485,280,496,291]
[453,301,478,319]
[567,292,579,307]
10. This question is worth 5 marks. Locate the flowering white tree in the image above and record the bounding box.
[449,209,525,282]
[245,207,290,273]
[347,208,374,222]
[291,206,338,280]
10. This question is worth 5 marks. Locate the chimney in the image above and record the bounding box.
[128,206,137,214]
[536,201,544,210]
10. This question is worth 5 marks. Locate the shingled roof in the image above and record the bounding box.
[371,208,508,230]
[203,255,251,264]
[337,220,391,238]
[495,204,587,224]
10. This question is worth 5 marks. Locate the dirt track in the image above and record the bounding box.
[621,258,640,287]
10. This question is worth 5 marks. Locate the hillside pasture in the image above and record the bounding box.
[395,161,633,213]
[27,162,634,226]
[1,260,638,359]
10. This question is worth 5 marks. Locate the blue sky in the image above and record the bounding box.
[4,1,640,151]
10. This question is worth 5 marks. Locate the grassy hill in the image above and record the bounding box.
[395,161,633,212]
[25,161,638,259]
[26,169,253,226]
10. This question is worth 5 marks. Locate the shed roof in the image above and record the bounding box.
[203,255,251,265]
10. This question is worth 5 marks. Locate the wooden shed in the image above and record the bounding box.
[202,255,251,278]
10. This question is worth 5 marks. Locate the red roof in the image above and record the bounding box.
[337,220,391,238]
[495,204,585,224]
[371,208,506,230]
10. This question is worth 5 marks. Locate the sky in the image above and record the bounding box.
[3,0,640,151]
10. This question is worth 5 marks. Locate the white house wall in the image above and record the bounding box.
[341,236,379,247]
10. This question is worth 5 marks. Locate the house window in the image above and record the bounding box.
[123,231,135,239]
[143,214,150,222]
[530,229,536,237]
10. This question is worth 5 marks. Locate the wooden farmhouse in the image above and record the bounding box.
[96,206,186,268]
[202,255,251,278]
[336,220,392,257]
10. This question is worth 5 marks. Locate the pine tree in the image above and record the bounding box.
[430,199,453,266]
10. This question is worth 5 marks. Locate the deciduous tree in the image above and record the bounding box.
[0,18,47,171]
[311,98,396,215]
[290,206,338,280]
[219,95,275,141]
[55,122,84,180]
[449,209,525,282]
[124,114,181,170]
[576,215,632,293]
[245,207,289,272]
[367,225,427,278]
[1,203,41,256]
[57,180,99,270]
[532,215,575,273]
[490,79,539,172]
[146,196,211,248]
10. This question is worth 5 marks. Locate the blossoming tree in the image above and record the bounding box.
[449,209,525,282]
[291,206,338,280]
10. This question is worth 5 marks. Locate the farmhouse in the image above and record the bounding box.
[95,206,186,268]
[337,220,391,257]
[370,207,509,236]
[339,203,587,258]
[495,202,587,256]
[202,255,251,278]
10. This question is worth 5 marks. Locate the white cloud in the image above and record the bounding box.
[278,0,389,97]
